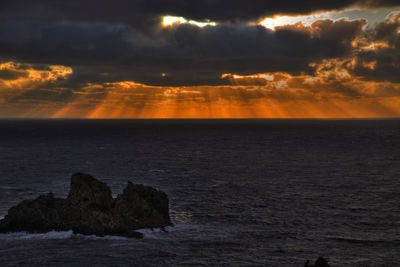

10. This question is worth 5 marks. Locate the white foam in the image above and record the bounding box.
[0,225,196,240]
[0,231,131,241]
[76,233,130,241]
[137,224,196,239]
[3,230,75,240]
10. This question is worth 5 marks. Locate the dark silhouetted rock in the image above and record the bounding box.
[304,257,331,267]
[114,181,172,230]
[0,173,173,238]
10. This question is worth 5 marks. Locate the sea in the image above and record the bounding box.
[0,119,399,266]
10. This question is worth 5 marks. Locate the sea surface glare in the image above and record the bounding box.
[0,119,399,266]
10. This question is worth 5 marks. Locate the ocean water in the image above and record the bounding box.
[0,119,399,266]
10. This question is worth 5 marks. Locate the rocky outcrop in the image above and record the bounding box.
[0,173,173,238]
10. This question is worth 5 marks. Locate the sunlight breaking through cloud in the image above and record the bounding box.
[162,16,217,27]
[259,8,398,30]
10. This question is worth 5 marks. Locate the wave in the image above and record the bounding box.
[136,225,196,239]
[0,230,76,240]
[0,225,196,241]
[0,231,130,241]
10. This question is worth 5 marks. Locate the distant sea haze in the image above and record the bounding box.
[0,119,399,266]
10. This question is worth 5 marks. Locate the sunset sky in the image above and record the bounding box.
[1,1,400,118]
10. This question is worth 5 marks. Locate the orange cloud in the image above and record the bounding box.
[1,59,400,118]
[0,62,72,92]
[51,63,400,118]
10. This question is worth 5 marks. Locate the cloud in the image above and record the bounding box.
[0,62,72,90]
[0,1,397,24]
[0,1,398,87]
[0,18,366,86]
[350,12,400,82]
[2,56,400,118]
[0,1,400,118]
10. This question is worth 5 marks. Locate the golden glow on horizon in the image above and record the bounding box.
[50,87,400,119]
[49,61,400,119]
[162,16,217,27]
[1,57,400,119]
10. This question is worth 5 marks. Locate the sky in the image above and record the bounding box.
[0,0,400,118]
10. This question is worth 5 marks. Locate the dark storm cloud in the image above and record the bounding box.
[0,19,366,86]
[354,49,400,83]
[0,0,398,86]
[0,1,359,23]
[352,12,400,83]
[0,0,397,23]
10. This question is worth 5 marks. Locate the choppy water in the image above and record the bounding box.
[0,119,399,266]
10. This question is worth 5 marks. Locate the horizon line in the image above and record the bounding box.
[1,117,400,120]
